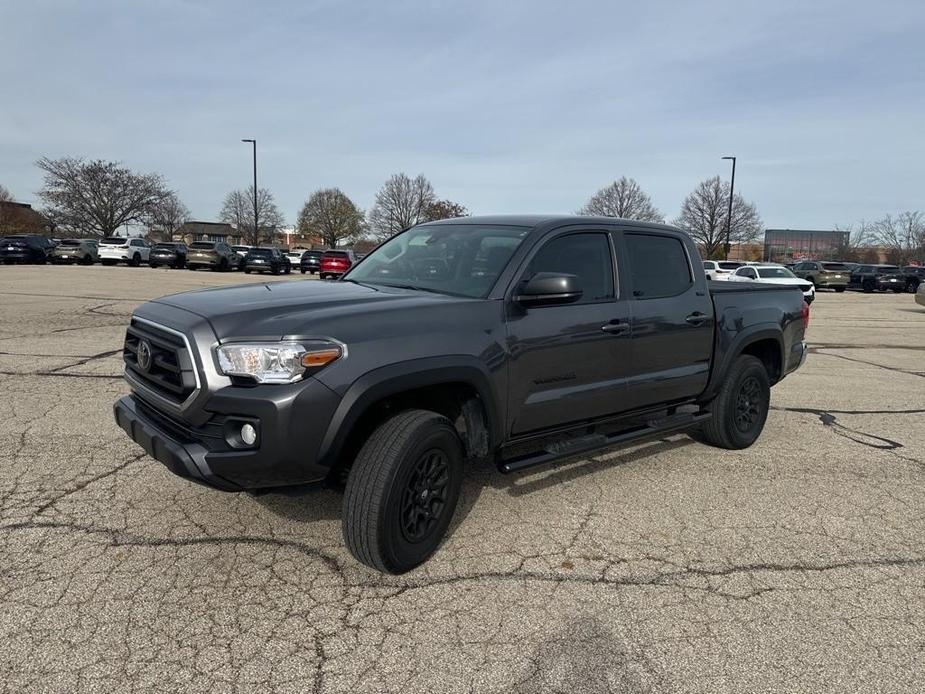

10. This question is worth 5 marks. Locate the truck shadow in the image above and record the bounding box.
[249,483,342,524]
[247,437,697,543]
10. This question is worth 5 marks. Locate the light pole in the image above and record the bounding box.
[722,156,736,260]
[241,139,258,246]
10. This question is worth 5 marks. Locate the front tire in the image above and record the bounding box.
[343,410,464,574]
[834,287,846,293]
[130,253,141,267]
[693,355,770,450]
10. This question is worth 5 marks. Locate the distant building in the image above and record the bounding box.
[764,229,849,262]
[175,221,242,245]
[0,201,55,237]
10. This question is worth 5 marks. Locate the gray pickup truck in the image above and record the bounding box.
[113,216,808,572]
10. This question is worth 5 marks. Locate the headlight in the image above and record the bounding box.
[216,341,342,384]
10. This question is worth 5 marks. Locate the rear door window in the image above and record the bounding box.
[624,234,692,299]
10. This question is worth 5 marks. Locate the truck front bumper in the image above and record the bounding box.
[114,376,341,490]
[114,394,242,491]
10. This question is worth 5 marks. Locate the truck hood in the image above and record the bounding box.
[151,279,465,340]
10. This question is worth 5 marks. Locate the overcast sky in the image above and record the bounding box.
[2,0,923,229]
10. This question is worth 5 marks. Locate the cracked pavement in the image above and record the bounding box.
[1,264,924,693]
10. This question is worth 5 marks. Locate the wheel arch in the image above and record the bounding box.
[703,326,784,401]
[317,358,499,480]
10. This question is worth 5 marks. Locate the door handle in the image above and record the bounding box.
[685,312,709,325]
[601,320,630,334]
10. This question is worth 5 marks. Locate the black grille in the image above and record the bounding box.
[123,319,198,404]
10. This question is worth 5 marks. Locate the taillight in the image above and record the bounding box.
[801,301,810,333]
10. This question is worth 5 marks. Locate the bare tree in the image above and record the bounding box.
[36,157,170,237]
[832,221,874,261]
[296,188,365,248]
[873,211,925,265]
[424,198,469,222]
[220,186,284,246]
[0,184,11,202]
[368,173,436,241]
[146,192,190,241]
[675,176,762,258]
[578,177,663,222]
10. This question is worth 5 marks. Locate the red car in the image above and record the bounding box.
[320,250,356,279]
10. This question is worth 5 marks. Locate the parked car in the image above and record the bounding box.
[728,264,815,303]
[916,282,925,308]
[51,238,99,265]
[149,242,188,269]
[790,261,850,292]
[231,245,253,270]
[847,264,903,292]
[99,237,151,266]
[702,260,744,281]
[186,241,237,271]
[285,250,304,267]
[319,249,356,279]
[0,234,55,264]
[299,249,325,274]
[900,266,925,293]
[242,247,291,275]
[113,215,808,573]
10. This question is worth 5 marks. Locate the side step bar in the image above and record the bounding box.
[498,412,711,474]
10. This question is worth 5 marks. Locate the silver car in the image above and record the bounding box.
[916,282,925,308]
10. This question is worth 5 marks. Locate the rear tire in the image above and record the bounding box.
[834,287,846,293]
[693,355,770,450]
[243,268,251,274]
[343,410,464,574]
[300,268,306,274]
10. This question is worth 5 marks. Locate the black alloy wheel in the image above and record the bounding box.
[734,376,762,434]
[399,449,451,543]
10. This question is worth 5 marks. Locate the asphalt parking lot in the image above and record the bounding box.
[1,264,923,693]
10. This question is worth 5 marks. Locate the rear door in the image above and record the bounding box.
[617,231,714,409]
[505,228,633,435]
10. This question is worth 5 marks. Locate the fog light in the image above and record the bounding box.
[240,423,257,446]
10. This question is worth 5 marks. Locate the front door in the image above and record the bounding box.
[505,229,633,435]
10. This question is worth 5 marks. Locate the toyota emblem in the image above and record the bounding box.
[137,340,153,372]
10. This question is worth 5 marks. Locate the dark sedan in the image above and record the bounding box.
[242,247,291,275]
[149,242,188,269]
[299,249,325,274]
[0,235,54,264]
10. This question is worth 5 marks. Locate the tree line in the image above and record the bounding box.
[4,158,922,262]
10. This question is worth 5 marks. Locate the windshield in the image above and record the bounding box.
[757,267,797,279]
[248,248,272,257]
[190,242,214,249]
[821,263,849,271]
[154,243,177,249]
[59,240,81,246]
[100,237,126,245]
[718,261,742,270]
[344,223,531,298]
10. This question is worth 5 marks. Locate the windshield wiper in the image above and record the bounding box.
[372,282,452,296]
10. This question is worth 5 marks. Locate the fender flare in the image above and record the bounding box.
[316,356,500,468]
[703,324,784,401]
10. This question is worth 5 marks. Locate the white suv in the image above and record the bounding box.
[703,260,744,281]
[99,237,151,266]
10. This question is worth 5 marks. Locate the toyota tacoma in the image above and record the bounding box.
[113,216,808,573]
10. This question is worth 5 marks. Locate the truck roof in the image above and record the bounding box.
[419,214,683,234]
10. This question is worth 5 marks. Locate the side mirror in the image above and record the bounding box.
[515,272,583,307]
